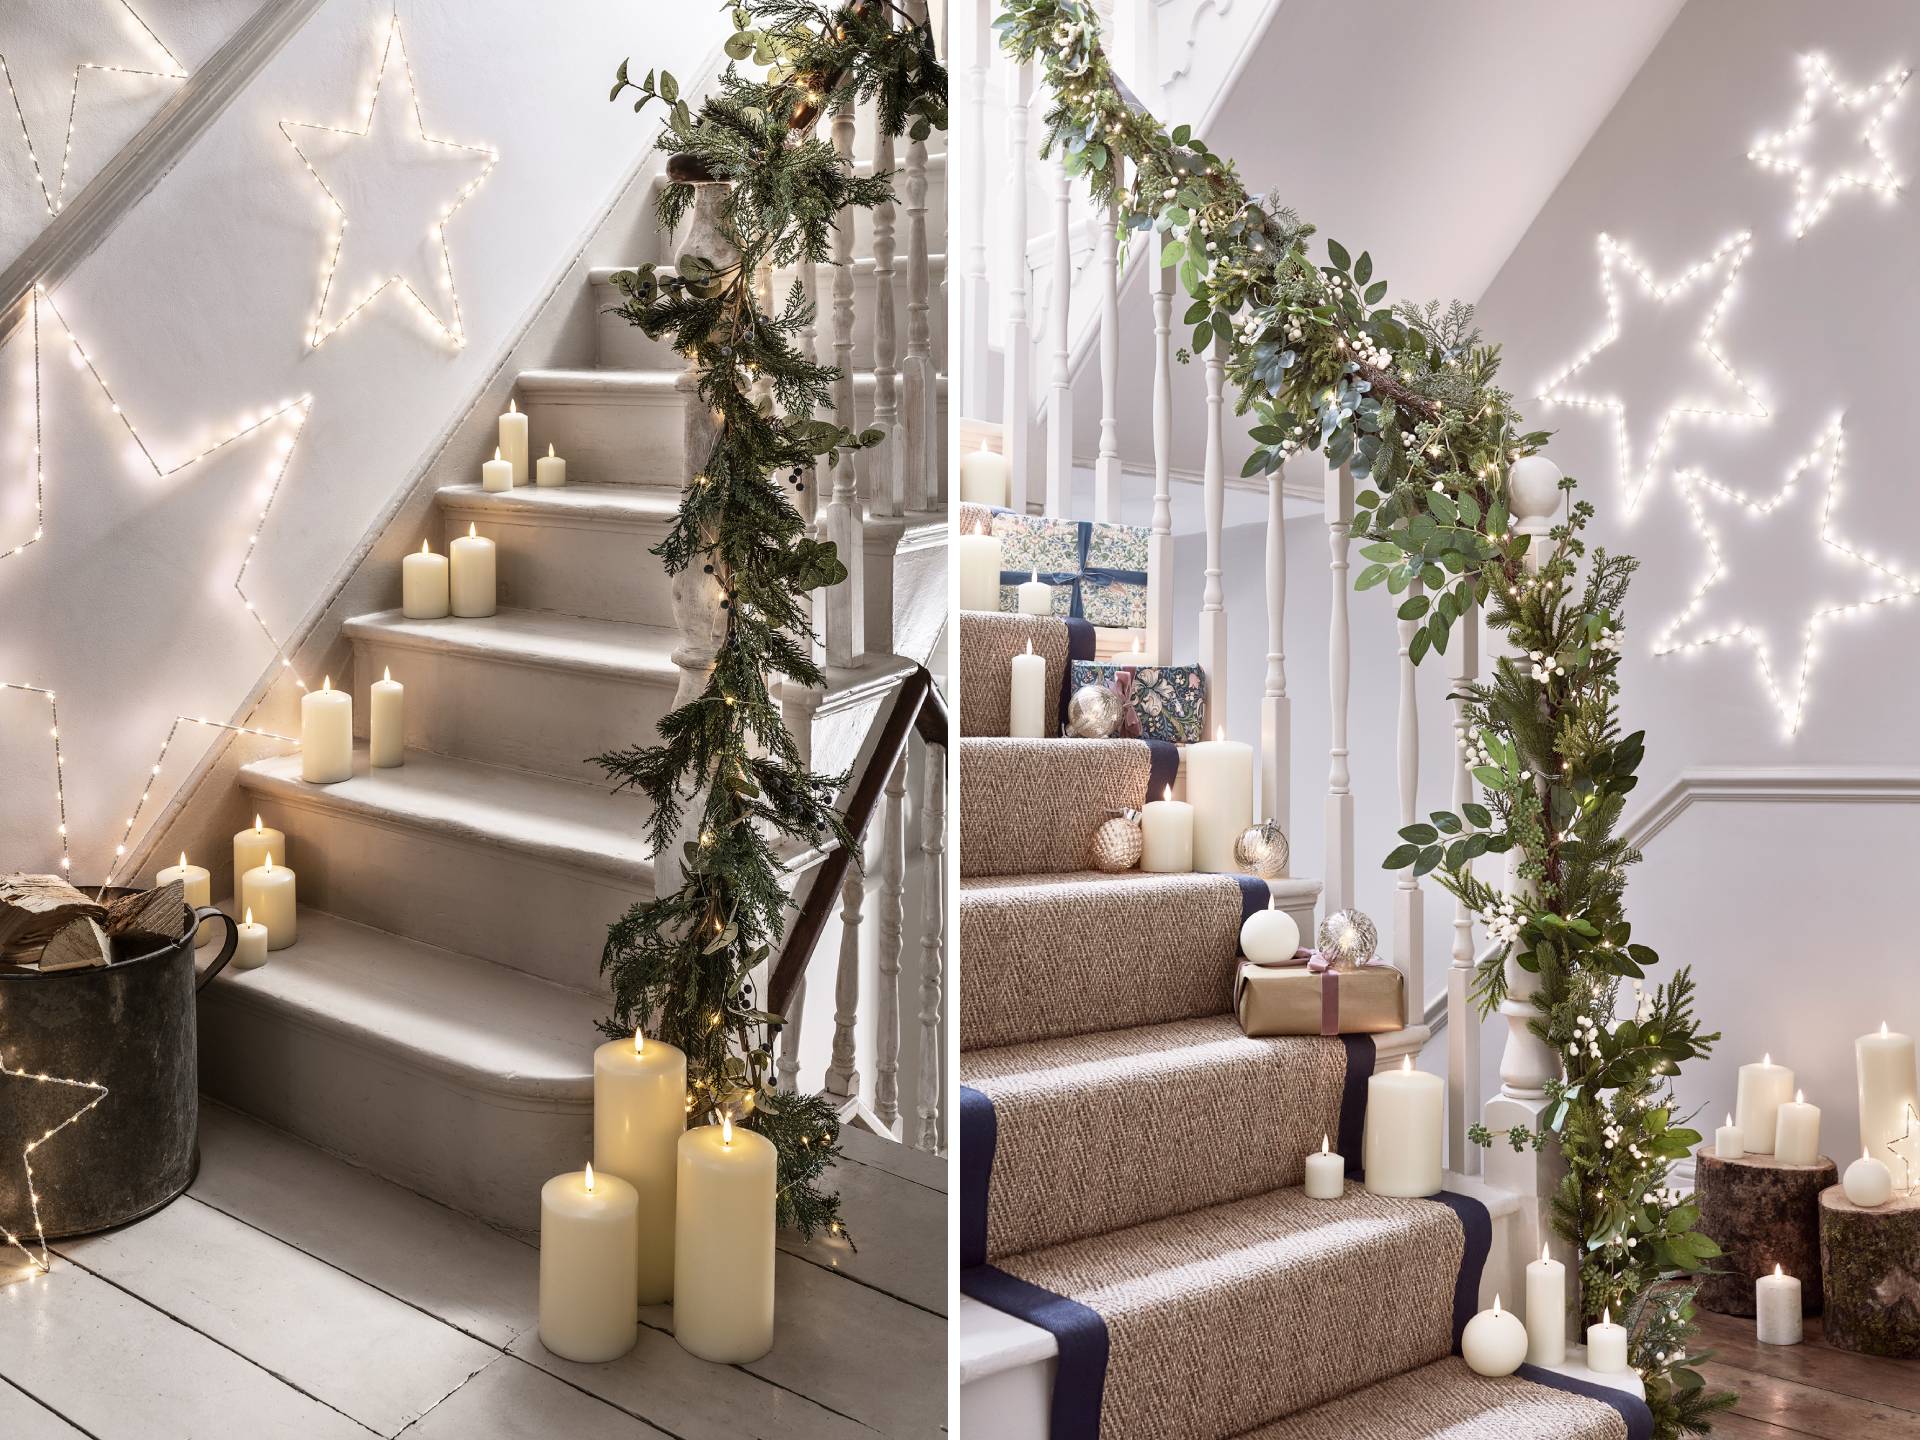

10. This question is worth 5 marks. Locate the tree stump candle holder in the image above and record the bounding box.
[1695,1145,1837,1317]
[1820,1186,1920,1356]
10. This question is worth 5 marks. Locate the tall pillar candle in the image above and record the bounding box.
[538,1163,639,1363]
[593,1033,687,1305]
[232,814,285,885]
[1774,1090,1821,1166]
[1858,1023,1918,1163]
[156,852,213,947]
[300,678,353,784]
[450,523,496,618]
[481,445,514,493]
[402,540,449,619]
[1186,731,1253,873]
[239,854,296,950]
[368,667,404,769]
[1736,1055,1795,1155]
[1586,1309,1628,1372]
[960,442,1009,506]
[1524,1243,1566,1366]
[1009,640,1047,738]
[1364,1056,1444,1197]
[499,397,528,484]
[1017,570,1052,616]
[958,533,1002,611]
[1755,1265,1802,1345]
[673,1116,776,1363]
[1140,786,1194,872]
[536,442,566,488]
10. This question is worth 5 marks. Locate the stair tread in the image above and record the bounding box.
[517,365,944,393]
[204,906,600,1103]
[343,608,677,684]
[239,746,653,883]
[959,735,1159,879]
[436,481,679,522]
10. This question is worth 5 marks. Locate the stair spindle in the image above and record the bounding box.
[870,98,900,519]
[1149,228,1174,666]
[1394,577,1424,1016]
[1323,458,1355,915]
[1044,146,1073,518]
[901,24,935,516]
[961,6,991,409]
[797,250,822,529]
[875,750,908,1136]
[1198,333,1228,735]
[1002,59,1033,514]
[915,740,947,1152]
[777,973,808,1092]
[1093,192,1120,522]
[825,821,866,1099]
[822,96,866,667]
[1261,459,1289,850]
[1448,591,1481,1173]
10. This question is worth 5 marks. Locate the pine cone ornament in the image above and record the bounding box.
[1091,809,1144,871]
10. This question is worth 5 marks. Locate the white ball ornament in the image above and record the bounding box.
[1507,454,1564,520]
[1238,901,1300,963]
[1461,1295,1529,1377]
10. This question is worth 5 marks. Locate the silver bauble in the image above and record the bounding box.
[1233,820,1291,880]
[1317,909,1378,969]
[1066,682,1124,739]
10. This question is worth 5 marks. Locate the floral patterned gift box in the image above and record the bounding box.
[1068,659,1207,743]
[989,512,1149,630]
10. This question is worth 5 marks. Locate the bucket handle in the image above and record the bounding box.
[193,907,239,992]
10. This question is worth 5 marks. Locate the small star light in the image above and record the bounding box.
[1653,416,1919,736]
[1749,54,1911,238]
[0,1052,108,1275]
[1536,232,1767,516]
[1887,1102,1920,1195]
[279,12,499,350]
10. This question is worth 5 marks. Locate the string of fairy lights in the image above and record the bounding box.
[1749,53,1912,239]
[0,1053,109,1276]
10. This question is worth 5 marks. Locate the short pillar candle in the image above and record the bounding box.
[1586,1309,1628,1372]
[1715,1113,1745,1162]
[1736,1054,1795,1155]
[1363,1056,1443,1198]
[959,441,1009,506]
[1008,639,1047,739]
[481,445,514,493]
[1524,1243,1566,1366]
[300,678,353,784]
[536,442,566,488]
[233,908,269,971]
[156,852,212,948]
[538,1163,639,1363]
[450,523,496,618]
[1016,570,1051,616]
[1756,1265,1802,1345]
[403,540,450,619]
[1303,1135,1344,1200]
[1139,787,1194,873]
[592,1033,687,1305]
[673,1116,776,1363]
[239,853,296,951]
[957,533,1002,611]
[1773,1091,1821,1166]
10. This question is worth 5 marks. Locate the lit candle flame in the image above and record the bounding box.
[1774,1263,1783,1277]
[721,1113,734,1147]
[1796,1089,1804,1105]
[244,907,254,926]
[178,851,187,869]
[421,539,430,554]
[1542,1242,1551,1263]
[1030,570,1038,584]
[1866,1148,1873,1162]
[383,666,392,684]
[1726,1113,1734,1127]
[509,398,517,414]
[1162,784,1173,802]
[1884,1021,1892,1036]
[494,445,502,461]
[1603,1307,1611,1326]
[1764,1052,1772,1066]
[323,675,332,693]
[1401,1055,1412,1073]
[264,854,275,874]
[1492,1294,1502,1316]
[255,814,264,834]
[634,1030,645,1056]
[1216,725,1225,742]
[548,442,555,457]
[1025,639,1033,656]
[1320,1134,1329,1155]
[584,1161,595,1193]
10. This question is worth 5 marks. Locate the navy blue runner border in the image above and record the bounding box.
[1416,1189,1493,1352]
[1142,737,1180,805]
[959,1086,996,1269]
[1516,1363,1655,1440]
[1058,617,1097,729]
[1337,1034,1374,1178]
[960,1265,1110,1440]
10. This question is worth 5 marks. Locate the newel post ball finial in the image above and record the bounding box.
[1507,454,1563,520]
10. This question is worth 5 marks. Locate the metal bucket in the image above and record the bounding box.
[0,894,236,1241]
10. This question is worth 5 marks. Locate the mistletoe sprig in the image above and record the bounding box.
[997,1,1728,1430]
[595,0,944,1243]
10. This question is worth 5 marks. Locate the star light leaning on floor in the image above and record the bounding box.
[589,0,944,1243]
[994,0,1729,1432]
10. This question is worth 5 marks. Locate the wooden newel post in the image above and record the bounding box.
[1696,1146,1837,1316]
[1820,1186,1920,1355]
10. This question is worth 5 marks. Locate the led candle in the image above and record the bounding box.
[958,533,1003,611]
[300,677,353,784]
[1524,1243,1566,1366]
[1857,1022,1918,1163]
[1140,785,1194,873]
[1844,1149,1894,1207]
[1115,630,1149,665]
[450,522,496,618]
[1461,1295,1528,1377]
[1755,1265,1802,1345]
[233,908,269,971]
[1185,729,1254,873]
[1714,1113,1745,1161]
[368,667,404,769]
[156,852,213,948]
[402,540,450,619]
[499,397,528,484]
[593,1032,687,1305]
[1364,1056,1444,1198]
[1239,899,1300,963]
[1585,1308,1628,1373]
[232,814,286,886]
[1303,1134,1344,1200]
[538,1162,640,1363]
[674,1115,776,1363]
[536,442,566,488]
[239,853,296,951]
[959,441,1010,506]
[1009,639,1047,739]
[1017,570,1052,616]
[1735,1054,1795,1155]
[1774,1090,1821,1166]
[481,445,513,493]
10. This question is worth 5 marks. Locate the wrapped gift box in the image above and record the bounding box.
[1068,660,1206,743]
[1235,955,1407,1037]
[990,511,1148,630]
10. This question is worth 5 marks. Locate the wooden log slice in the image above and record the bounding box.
[1820,1185,1920,1357]
[1696,1144,1837,1316]
[0,873,105,948]
[104,880,187,947]
[38,916,111,971]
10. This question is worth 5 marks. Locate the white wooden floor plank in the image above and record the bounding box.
[0,1376,90,1439]
[403,1355,670,1439]
[781,1152,947,1316]
[838,1128,948,1192]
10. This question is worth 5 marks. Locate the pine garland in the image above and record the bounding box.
[597,0,944,1243]
[995,2,1732,1431]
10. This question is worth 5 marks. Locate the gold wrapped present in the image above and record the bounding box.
[1234,956,1407,1037]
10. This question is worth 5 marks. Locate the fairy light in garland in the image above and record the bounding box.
[0,1053,108,1276]
[0,683,69,874]
[1749,53,1911,238]
[278,11,499,351]
[1536,231,1768,517]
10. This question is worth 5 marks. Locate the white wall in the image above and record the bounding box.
[0,0,725,878]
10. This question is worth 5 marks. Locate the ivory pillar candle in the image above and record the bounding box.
[1736,1054,1795,1155]
[958,533,1002,611]
[156,852,212,947]
[593,1033,687,1305]
[1140,787,1193,873]
[1239,900,1300,963]
[402,540,450,619]
[538,1163,640,1363]
[1303,1134,1344,1200]
[1009,639,1047,739]
[1525,1243,1566,1366]
[1363,1055,1444,1198]
[1715,1113,1745,1162]
[1017,570,1052,616]
[1857,1023,1918,1163]
[499,397,528,484]
[233,908,269,971]
[1774,1090,1821,1166]
[536,442,566,488]
[673,1116,776,1363]
[1845,1150,1894,1207]
[1461,1295,1528,1377]
[1585,1309,1628,1372]
[233,814,285,885]
[960,442,1009,506]
[368,668,404,769]
[481,445,514,493]
[300,679,353,784]
[1755,1265,1802,1345]
[239,854,296,950]
[450,523,496,618]
[1186,731,1254,873]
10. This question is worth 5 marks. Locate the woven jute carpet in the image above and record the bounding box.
[959,611,1072,737]
[958,738,1169,878]
[1237,1357,1637,1440]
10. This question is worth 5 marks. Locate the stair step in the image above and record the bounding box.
[957,612,1074,738]
[198,906,598,1235]
[1239,1357,1647,1440]
[343,608,677,781]
[512,369,686,488]
[238,747,652,988]
[962,1016,1357,1261]
[958,736,1159,877]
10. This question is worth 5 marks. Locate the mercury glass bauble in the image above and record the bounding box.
[1233,820,1291,880]
[1317,909,1378,969]
[1066,682,1124,739]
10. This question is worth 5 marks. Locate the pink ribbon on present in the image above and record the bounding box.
[1109,667,1141,738]
[1307,948,1385,1036]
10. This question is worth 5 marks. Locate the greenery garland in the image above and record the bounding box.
[596,0,945,1242]
[995,1,1730,1431]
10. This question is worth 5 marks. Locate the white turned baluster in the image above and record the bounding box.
[1198,333,1228,736]
[870,105,900,519]
[1148,228,1175,665]
[961,5,990,408]
[1323,458,1355,915]
[1261,459,1289,847]
[901,21,934,515]
[1448,592,1481,1173]
[777,973,807,1092]
[797,249,822,528]
[916,741,947,1152]
[874,751,907,1136]
[822,97,866,668]
[1394,577,1424,1015]
[1093,192,1121,522]
[825,824,866,1098]
[1002,59,1034,515]
[1044,147,1073,518]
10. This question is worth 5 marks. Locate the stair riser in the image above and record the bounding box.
[437,508,674,627]
[235,789,643,989]
[592,299,686,370]
[519,390,686,488]
[348,638,676,784]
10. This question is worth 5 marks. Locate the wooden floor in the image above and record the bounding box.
[1697,1310,1920,1438]
[0,1101,946,1439]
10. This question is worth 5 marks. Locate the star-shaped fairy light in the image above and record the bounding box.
[1749,53,1911,238]
[0,0,186,217]
[1653,416,1919,736]
[0,1052,108,1275]
[1536,232,1768,516]
[1888,1102,1920,1195]
[279,12,498,350]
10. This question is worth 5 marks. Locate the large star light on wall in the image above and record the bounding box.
[1653,416,1919,737]
[1537,232,1768,517]
[1749,53,1911,238]
[280,13,498,350]
[1,1052,107,1276]
[0,1,186,218]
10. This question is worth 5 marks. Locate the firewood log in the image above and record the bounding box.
[38,915,112,971]
[0,873,105,948]
[104,880,188,947]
